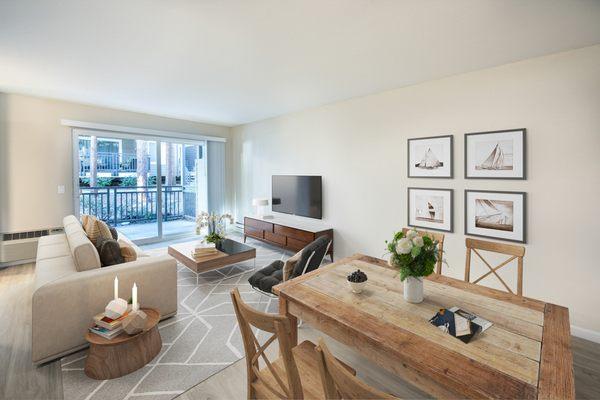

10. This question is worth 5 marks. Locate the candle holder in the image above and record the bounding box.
[122,309,148,335]
[105,298,128,319]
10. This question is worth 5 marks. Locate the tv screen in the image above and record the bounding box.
[272,175,322,219]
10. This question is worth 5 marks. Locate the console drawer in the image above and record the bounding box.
[245,226,263,239]
[245,217,273,232]
[274,225,314,242]
[264,231,286,246]
[287,237,310,251]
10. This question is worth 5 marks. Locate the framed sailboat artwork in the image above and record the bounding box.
[465,190,527,243]
[408,187,453,232]
[464,129,526,179]
[408,135,453,178]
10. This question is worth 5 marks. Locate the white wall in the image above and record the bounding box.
[232,45,600,336]
[0,93,232,232]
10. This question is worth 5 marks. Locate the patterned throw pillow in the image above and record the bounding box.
[82,215,113,247]
[120,244,138,263]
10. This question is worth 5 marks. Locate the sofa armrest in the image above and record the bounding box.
[32,255,177,363]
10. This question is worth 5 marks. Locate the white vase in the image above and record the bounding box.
[404,277,424,303]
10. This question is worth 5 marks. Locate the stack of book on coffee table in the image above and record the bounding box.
[191,243,218,258]
[89,310,130,340]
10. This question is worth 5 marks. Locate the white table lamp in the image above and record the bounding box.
[252,198,271,219]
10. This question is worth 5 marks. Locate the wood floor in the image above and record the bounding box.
[1,262,599,400]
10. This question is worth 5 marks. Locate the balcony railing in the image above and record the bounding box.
[79,152,150,175]
[80,185,187,225]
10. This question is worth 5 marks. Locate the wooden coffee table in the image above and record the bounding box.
[168,238,256,273]
[84,308,161,380]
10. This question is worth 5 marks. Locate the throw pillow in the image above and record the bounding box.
[120,244,138,263]
[97,239,124,267]
[109,226,119,240]
[83,215,113,247]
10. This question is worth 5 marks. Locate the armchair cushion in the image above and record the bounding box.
[283,250,302,281]
[248,260,284,293]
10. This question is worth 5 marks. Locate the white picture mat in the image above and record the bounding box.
[408,188,452,231]
[465,191,525,242]
[466,130,524,178]
[409,136,452,177]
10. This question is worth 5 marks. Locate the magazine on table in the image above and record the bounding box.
[429,307,492,343]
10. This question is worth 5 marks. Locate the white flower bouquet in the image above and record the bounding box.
[195,211,234,244]
[386,229,439,281]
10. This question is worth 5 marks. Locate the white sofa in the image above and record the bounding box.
[32,215,177,364]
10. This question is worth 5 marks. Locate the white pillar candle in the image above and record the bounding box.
[114,276,119,300]
[132,283,138,311]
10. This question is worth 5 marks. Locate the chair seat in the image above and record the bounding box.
[252,340,355,399]
[248,260,284,293]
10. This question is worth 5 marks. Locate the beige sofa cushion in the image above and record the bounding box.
[36,234,70,261]
[34,255,77,290]
[63,215,101,272]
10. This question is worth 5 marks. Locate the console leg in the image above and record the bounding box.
[243,235,247,243]
[330,253,334,262]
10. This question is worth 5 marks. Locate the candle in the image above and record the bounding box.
[114,276,118,300]
[132,283,138,311]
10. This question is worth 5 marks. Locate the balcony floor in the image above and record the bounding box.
[117,219,196,241]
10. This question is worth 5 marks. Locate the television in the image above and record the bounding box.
[272,175,322,219]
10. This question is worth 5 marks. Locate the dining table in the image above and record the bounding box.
[273,254,574,399]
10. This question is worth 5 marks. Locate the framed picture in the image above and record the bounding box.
[464,190,527,243]
[408,187,453,232]
[464,129,526,179]
[408,135,453,178]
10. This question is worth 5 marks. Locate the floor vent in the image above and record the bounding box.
[2,230,50,241]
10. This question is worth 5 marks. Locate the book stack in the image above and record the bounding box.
[89,310,130,340]
[191,243,218,258]
[429,307,492,344]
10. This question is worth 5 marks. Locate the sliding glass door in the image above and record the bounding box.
[74,130,207,244]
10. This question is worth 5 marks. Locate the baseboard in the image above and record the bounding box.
[571,324,600,343]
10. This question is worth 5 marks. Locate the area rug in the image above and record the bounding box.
[61,237,284,400]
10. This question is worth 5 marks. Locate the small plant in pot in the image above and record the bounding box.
[386,229,439,303]
[347,269,368,294]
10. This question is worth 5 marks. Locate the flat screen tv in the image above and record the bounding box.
[272,175,322,219]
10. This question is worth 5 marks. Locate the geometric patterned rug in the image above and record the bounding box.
[61,235,286,400]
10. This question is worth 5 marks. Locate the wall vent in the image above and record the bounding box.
[0,227,64,265]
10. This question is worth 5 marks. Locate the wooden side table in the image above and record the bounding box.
[84,308,161,380]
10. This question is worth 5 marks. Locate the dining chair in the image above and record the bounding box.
[402,228,445,274]
[464,238,526,296]
[230,288,355,399]
[315,338,398,399]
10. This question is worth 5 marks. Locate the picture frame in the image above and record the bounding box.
[464,189,527,243]
[407,135,453,178]
[407,187,453,232]
[464,129,526,179]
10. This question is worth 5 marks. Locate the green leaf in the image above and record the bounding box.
[411,246,421,258]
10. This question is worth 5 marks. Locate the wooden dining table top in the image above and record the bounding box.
[273,254,574,400]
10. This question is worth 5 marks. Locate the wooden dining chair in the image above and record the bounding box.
[464,238,526,296]
[230,288,355,399]
[402,228,445,274]
[315,338,398,400]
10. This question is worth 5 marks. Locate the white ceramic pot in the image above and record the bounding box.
[348,280,367,294]
[403,276,424,303]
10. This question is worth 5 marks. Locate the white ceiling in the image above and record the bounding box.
[1,0,600,126]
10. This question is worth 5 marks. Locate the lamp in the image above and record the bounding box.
[252,198,272,219]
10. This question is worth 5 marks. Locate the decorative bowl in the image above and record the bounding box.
[347,280,367,294]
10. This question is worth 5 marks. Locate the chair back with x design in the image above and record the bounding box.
[464,238,526,296]
[230,288,304,399]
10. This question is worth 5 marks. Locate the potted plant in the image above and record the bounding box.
[196,212,234,245]
[386,229,439,303]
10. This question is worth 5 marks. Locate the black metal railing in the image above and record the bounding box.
[80,185,185,225]
[79,152,150,176]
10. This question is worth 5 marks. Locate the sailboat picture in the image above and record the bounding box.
[416,195,444,223]
[408,187,453,232]
[415,148,443,169]
[465,190,526,243]
[465,129,525,179]
[408,135,453,178]
[475,140,513,171]
[475,199,513,231]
